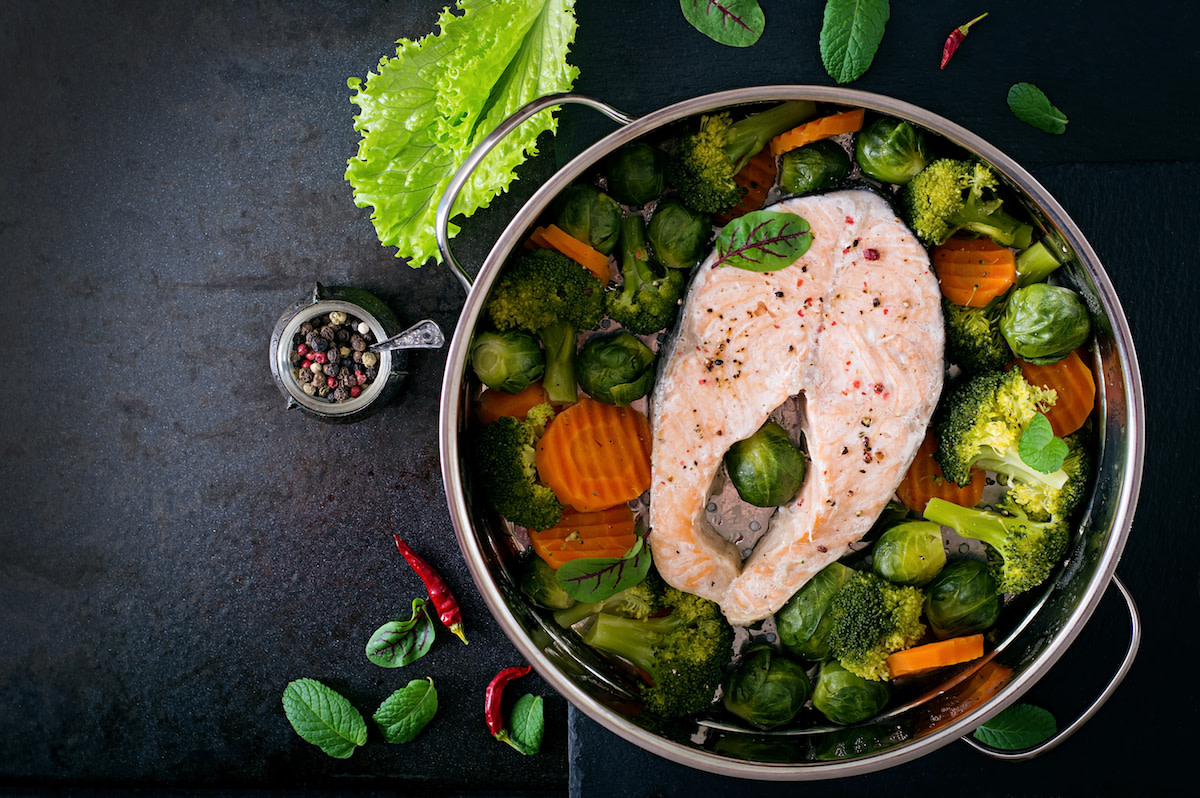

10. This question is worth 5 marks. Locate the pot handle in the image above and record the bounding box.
[962,574,1141,761]
[435,93,635,292]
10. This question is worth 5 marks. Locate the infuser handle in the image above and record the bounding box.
[962,575,1140,761]
[434,93,634,292]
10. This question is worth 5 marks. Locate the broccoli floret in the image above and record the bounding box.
[923,496,1070,595]
[935,369,1065,490]
[486,248,605,404]
[605,214,686,335]
[943,297,1013,375]
[474,402,562,530]
[1015,239,1064,288]
[581,583,734,718]
[666,101,816,214]
[826,571,926,682]
[1003,430,1093,523]
[902,159,1034,249]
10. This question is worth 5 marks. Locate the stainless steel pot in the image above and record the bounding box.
[436,87,1143,779]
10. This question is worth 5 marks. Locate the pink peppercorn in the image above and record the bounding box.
[326,376,337,388]
[349,385,362,398]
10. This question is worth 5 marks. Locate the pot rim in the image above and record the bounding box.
[438,85,1145,779]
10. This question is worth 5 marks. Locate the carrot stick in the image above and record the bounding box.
[478,382,550,425]
[768,108,866,157]
[527,224,611,283]
[932,237,1017,307]
[1018,349,1096,436]
[897,431,986,513]
[528,505,639,569]
[886,634,985,678]
[535,397,652,512]
[715,147,779,224]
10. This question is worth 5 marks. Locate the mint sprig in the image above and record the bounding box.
[373,677,439,744]
[1007,83,1069,134]
[820,0,891,84]
[973,703,1057,750]
[1018,413,1068,474]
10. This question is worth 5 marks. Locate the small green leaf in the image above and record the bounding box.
[679,0,764,47]
[365,598,436,668]
[373,677,439,744]
[282,678,368,759]
[507,693,545,755]
[820,0,891,84]
[973,703,1057,750]
[1018,413,1068,474]
[1007,83,1069,134]
[555,537,653,602]
[714,211,813,272]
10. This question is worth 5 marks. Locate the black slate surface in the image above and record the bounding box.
[2,1,1197,797]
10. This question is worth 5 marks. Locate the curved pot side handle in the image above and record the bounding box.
[962,575,1141,761]
[435,93,635,292]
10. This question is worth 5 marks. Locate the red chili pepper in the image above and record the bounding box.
[393,535,468,644]
[485,665,532,748]
[940,12,988,70]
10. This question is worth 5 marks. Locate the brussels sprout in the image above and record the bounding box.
[871,520,947,586]
[1000,283,1091,364]
[647,196,712,270]
[552,183,622,255]
[778,139,851,195]
[605,142,667,206]
[854,116,929,185]
[777,561,854,661]
[724,421,807,507]
[811,660,890,725]
[723,645,813,730]
[576,330,656,406]
[519,556,577,611]
[469,329,545,393]
[924,559,1002,639]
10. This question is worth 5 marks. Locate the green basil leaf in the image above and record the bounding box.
[714,210,813,272]
[281,678,367,759]
[972,703,1057,750]
[555,537,652,602]
[365,598,436,668]
[507,693,545,755]
[679,0,764,47]
[1018,413,1068,474]
[819,0,891,84]
[1007,83,1069,135]
[373,677,439,744]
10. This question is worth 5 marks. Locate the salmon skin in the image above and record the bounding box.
[648,190,944,625]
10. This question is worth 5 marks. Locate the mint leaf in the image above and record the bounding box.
[507,693,545,755]
[820,0,891,84]
[973,703,1057,750]
[679,0,764,47]
[281,678,368,759]
[1007,83,1068,134]
[1018,413,1068,474]
[555,537,652,602]
[714,210,813,272]
[365,598,436,668]
[373,677,439,744]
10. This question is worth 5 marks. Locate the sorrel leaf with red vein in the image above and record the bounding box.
[679,0,765,47]
[365,598,437,668]
[713,210,813,272]
[555,537,653,602]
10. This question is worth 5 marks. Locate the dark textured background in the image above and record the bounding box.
[1,1,1195,796]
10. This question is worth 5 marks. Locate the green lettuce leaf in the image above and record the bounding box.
[346,0,580,267]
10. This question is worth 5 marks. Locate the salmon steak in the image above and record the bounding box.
[648,189,944,625]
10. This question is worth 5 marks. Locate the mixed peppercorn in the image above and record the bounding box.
[289,310,379,402]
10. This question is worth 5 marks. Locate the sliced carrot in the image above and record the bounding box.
[714,147,779,224]
[768,108,866,157]
[932,237,1017,307]
[528,505,639,569]
[886,634,985,679]
[478,382,550,425]
[527,223,611,283]
[535,397,652,512]
[1018,349,1096,437]
[897,431,986,512]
